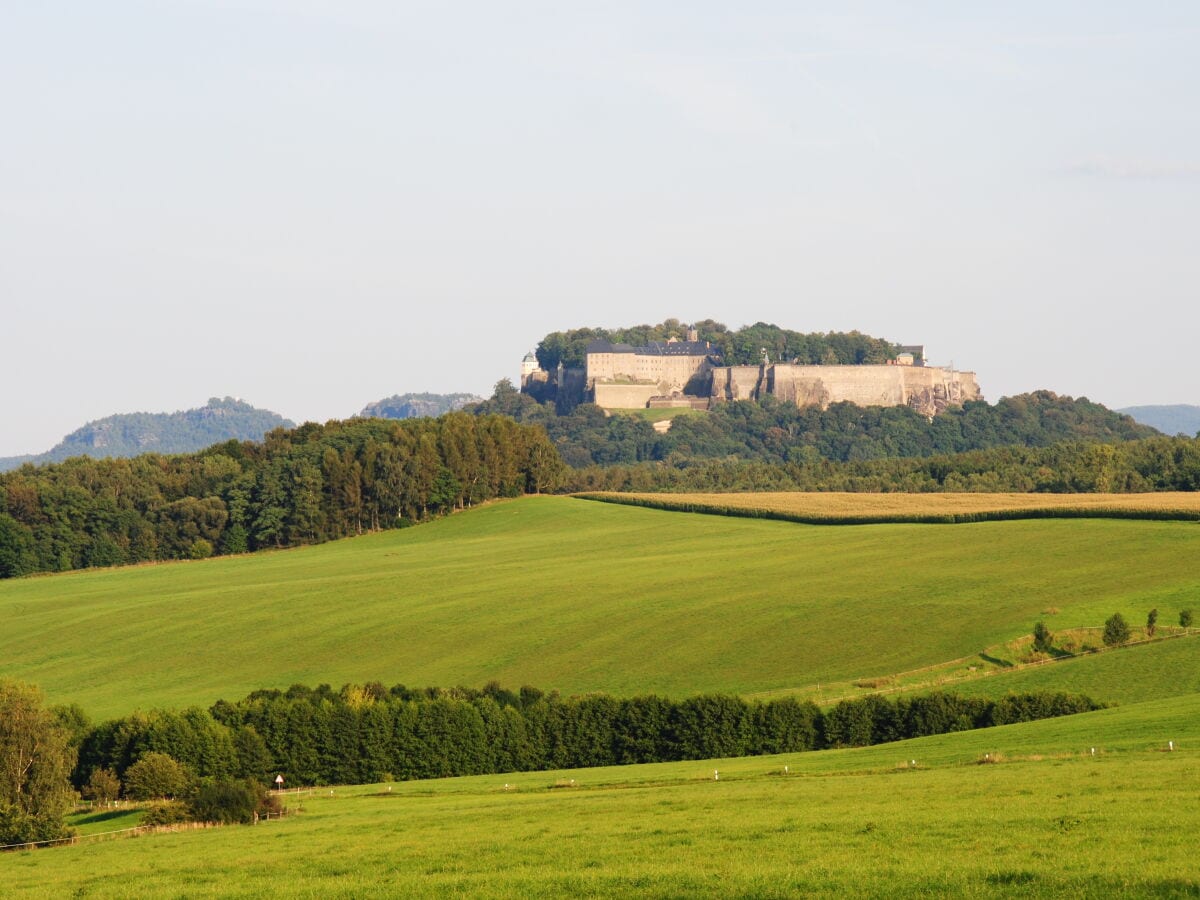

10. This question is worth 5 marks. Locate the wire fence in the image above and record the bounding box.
[0,794,312,853]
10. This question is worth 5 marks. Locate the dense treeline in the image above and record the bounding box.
[471,386,1159,469]
[565,437,1200,494]
[534,319,899,370]
[0,415,564,579]
[72,684,1104,790]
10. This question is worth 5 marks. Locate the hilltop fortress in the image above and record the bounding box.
[522,326,981,417]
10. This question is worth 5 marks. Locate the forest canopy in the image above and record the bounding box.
[533,320,902,370]
[0,414,564,579]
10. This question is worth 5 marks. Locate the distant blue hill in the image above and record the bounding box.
[358,392,483,420]
[0,397,295,472]
[1118,405,1200,437]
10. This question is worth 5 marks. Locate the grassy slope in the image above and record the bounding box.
[6,695,1199,897]
[3,496,1199,718]
[892,634,1200,706]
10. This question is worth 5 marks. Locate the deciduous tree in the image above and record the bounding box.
[0,680,76,845]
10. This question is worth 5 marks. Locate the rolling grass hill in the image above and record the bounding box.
[6,695,1199,897]
[3,496,1199,718]
[892,633,1200,706]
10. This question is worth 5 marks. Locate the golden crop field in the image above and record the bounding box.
[578,491,1200,523]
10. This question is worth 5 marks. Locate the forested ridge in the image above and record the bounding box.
[472,384,1159,468]
[0,415,564,579]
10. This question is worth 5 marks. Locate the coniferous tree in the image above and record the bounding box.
[1103,613,1132,647]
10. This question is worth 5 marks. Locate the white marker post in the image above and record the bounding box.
[1169,740,1174,751]
[714,770,719,781]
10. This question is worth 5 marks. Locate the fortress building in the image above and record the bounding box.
[584,335,719,410]
[520,327,981,418]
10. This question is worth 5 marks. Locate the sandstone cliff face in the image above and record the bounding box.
[904,372,982,417]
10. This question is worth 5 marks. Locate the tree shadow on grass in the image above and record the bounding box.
[72,809,136,827]
[978,652,1014,668]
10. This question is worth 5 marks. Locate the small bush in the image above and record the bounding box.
[140,801,191,827]
[190,778,275,825]
[188,539,213,560]
[0,808,73,846]
[853,676,894,689]
[1181,609,1194,629]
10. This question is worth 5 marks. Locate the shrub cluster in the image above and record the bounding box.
[74,684,1104,791]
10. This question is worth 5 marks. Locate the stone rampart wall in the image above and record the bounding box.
[710,366,765,402]
[593,383,660,410]
[713,364,981,416]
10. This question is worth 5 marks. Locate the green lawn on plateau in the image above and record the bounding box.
[2,496,1199,718]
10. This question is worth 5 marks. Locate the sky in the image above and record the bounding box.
[2,1,1198,456]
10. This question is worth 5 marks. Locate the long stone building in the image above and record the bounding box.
[521,330,981,417]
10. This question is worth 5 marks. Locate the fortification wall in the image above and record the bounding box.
[593,383,659,410]
[772,365,907,408]
[711,364,982,416]
[710,366,764,402]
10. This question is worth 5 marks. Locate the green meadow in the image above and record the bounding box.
[5,696,1199,898]
[3,496,1199,717]
[4,495,1200,896]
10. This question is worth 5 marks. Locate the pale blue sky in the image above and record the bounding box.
[2,2,1198,455]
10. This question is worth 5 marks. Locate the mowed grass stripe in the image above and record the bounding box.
[2,496,1198,717]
